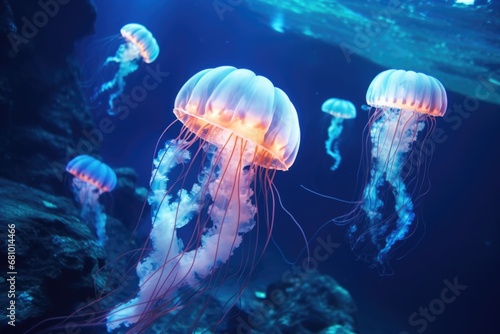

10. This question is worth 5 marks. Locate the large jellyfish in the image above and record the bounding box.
[106,66,300,332]
[321,98,356,170]
[66,155,117,246]
[349,69,447,274]
[96,23,159,115]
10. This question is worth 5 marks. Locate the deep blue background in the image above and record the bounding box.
[76,1,500,333]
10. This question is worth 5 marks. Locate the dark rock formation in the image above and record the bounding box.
[0,0,15,38]
[3,0,96,58]
[233,271,358,333]
[112,167,149,230]
[0,0,97,196]
[0,1,147,332]
[0,177,107,332]
[0,174,140,333]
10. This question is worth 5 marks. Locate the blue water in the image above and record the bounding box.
[76,1,500,333]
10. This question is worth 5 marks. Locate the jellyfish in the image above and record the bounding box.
[348,69,447,274]
[106,66,300,332]
[66,155,117,246]
[321,98,356,170]
[96,23,159,115]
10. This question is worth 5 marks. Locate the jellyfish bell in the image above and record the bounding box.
[103,65,300,332]
[174,66,300,170]
[366,69,447,117]
[120,23,160,64]
[346,69,447,274]
[321,98,357,119]
[66,155,117,246]
[321,98,357,171]
[66,155,117,196]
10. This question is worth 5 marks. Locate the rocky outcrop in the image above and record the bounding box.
[231,271,358,333]
[0,2,147,332]
[0,0,97,196]
[0,177,108,332]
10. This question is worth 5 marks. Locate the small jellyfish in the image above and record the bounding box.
[96,23,159,115]
[321,98,356,170]
[66,155,117,246]
[349,69,447,274]
[106,66,300,332]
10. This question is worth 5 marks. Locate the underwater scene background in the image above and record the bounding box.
[0,0,499,333]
